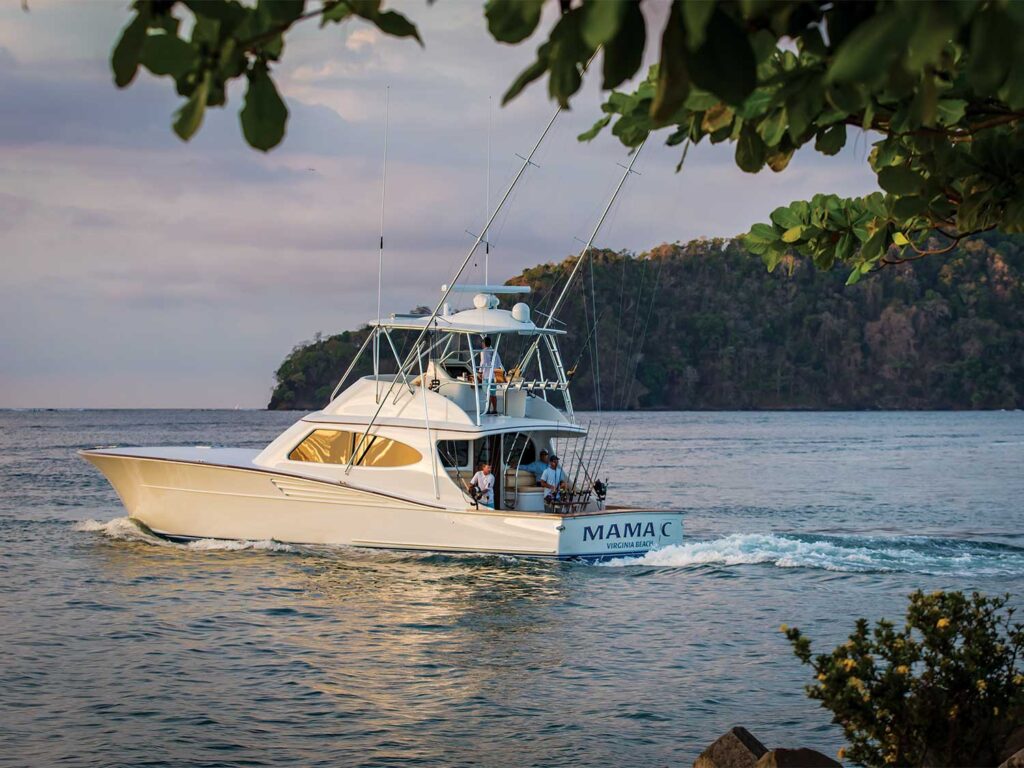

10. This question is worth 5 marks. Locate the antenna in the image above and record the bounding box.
[374,85,390,399]
[485,94,492,285]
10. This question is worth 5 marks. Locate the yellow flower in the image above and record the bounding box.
[848,677,865,691]
[994,706,1000,716]
[817,673,827,682]
[842,658,857,671]
[949,705,959,719]
[780,624,789,633]
[895,665,909,675]
[976,679,987,692]
[936,617,951,629]
[885,753,897,764]
[1014,674,1024,686]
[837,747,846,761]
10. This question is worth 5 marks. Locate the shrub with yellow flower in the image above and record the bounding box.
[783,590,1024,768]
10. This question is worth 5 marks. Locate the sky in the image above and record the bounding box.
[0,1,879,408]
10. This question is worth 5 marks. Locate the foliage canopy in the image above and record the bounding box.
[112,1,1024,282]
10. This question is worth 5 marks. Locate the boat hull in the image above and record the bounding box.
[81,450,682,559]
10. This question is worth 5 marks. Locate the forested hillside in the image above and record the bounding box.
[268,233,1024,411]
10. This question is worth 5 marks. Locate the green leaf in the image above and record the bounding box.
[503,43,550,104]
[688,8,757,105]
[770,205,803,229]
[935,99,967,127]
[814,123,847,156]
[578,114,611,142]
[969,8,1015,93]
[878,166,925,195]
[836,231,855,262]
[757,108,787,147]
[650,2,690,123]
[321,2,352,24]
[112,10,149,88]
[372,10,423,46]
[546,10,591,107]
[746,222,776,244]
[860,226,889,263]
[735,125,766,173]
[845,266,863,286]
[601,1,645,90]
[140,33,196,79]
[260,0,304,25]
[828,10,904,84]
[173,70,210,141]
[582,0,627,49]
[905,2,955,71]
[486,0,544,44]
[892,195,928,218]
[682,0,715,49]
[240,65,288,151]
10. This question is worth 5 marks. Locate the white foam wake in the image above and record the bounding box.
[600,532,1024,575]
[74,517,294,553]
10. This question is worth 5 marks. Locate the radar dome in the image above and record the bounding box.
[511,303,531,323]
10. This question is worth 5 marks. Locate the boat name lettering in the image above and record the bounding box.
[584,521,668,542]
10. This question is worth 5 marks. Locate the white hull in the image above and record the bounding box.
[82,450,683,560]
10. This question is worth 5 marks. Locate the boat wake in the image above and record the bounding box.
[601,532,1024,576]
[73,518,294,553]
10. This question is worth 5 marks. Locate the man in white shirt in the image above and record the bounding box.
[468,462,495,507]
[540,455,567,502]
[478,336,502,415]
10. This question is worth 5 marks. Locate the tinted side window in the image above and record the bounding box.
[289,429,421,467]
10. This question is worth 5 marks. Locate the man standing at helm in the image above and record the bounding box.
[479,336,502,415]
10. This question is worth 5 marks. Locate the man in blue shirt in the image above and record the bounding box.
[520,449,549,483]
[540,455,567,501]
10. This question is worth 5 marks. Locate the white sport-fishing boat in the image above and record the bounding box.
[81,105,683,560]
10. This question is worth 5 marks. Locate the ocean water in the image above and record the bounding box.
[1,409,1022,767]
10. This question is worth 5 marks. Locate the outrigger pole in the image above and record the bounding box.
[516,139,647,394]
[345,100,567,474]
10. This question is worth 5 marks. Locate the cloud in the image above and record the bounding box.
[0,1,879,408]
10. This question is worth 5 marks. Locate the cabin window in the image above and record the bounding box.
[289,429,421,467]
[437,440,470,469]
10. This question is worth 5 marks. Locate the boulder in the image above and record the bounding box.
[755,748,842,768]
[694,727,768,768]
[999,748,1024,768]
[1002,727,1024,765]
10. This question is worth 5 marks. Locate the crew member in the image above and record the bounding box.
[468,462,495,508]
[478,336,502,415]
[539,454,567,502]
[521,449,550,482]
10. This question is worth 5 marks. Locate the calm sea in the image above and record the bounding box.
[1,410,1022,767]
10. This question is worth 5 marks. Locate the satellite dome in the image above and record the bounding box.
[511,303,531,323]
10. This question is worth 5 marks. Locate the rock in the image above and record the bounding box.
[1002,727,1024,765]
[694,727,768,768]
[755,748,842,768]
[1000,747,1024,768]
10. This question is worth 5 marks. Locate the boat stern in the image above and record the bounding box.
[556,509,683,560]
